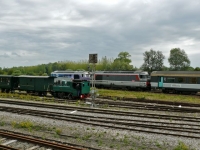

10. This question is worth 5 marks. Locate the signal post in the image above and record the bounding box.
[89,54,98,107]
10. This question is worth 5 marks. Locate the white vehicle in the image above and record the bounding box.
[94,71,151,90]
[50,71,91,83]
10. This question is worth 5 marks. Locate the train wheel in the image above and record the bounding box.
[58,92,64,98]
[6,89,10,93]
[68,93,73,100]
[52,92,58,97]
[43,92,47,96]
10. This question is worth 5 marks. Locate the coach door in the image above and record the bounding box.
[158,76,163,88]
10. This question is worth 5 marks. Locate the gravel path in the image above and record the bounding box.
[0,100,199,150]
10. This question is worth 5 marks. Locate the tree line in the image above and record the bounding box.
[0,47,199,76]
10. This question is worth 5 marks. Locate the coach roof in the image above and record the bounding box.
[151,71,200,77]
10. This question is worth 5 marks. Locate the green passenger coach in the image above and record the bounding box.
[0,75,19,93]
[18,76,55,96]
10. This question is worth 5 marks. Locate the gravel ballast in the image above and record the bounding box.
[0,101,199,150]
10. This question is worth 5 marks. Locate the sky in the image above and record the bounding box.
[0,0,200,69]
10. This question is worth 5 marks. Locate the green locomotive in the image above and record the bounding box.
[51,79,90,99]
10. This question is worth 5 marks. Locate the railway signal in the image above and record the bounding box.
[89,54,98,63]
[89,53,98,107]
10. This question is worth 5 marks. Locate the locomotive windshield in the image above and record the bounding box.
[139,75,150,79]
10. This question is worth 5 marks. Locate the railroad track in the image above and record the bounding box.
[0,130,86,150]
[2,91,200,113]
[1,96,200,113]
[86,98,200,113]
[0,102,200,139]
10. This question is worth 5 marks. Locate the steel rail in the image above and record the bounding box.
[0,130,85,150]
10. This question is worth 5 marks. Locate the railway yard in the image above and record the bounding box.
[0,91,200,150]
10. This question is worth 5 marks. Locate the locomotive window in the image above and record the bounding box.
[139,75,147,79]
[189,77,197,84]
[74,74,80,79]
[96,75,103,80]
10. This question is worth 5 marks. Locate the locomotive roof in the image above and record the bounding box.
[95,71,148,74]
[52,70,88,73]
[151,71,200,77]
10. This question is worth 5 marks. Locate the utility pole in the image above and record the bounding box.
[89,54,98,107]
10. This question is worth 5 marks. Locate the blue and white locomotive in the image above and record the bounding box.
[50,71,91,83]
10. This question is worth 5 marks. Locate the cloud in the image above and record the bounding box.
[0,0,200,68]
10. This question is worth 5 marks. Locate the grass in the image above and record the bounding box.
[1,88,200,105]
[98,89,200,104]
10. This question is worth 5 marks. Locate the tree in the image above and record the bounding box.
[12,70,22,76]
[194,67,200,71]
[141,49,165,73]
[168,48,190,70]
[97,56,113,71]
[112,52,133,70]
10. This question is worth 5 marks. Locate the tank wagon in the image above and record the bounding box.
[94,71,151,90]
[151,71,200,94]
[0,75,90,99]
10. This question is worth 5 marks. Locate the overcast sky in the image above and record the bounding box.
[0,0,200,69]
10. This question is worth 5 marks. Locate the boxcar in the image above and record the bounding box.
[51,79,90,99]
[18,76,55,96]
[0,75,19,93]
[151,71,200,93]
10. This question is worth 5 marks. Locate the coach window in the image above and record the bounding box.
[167,78,175,83]
[189,77,197,84]
[178,77,185,83]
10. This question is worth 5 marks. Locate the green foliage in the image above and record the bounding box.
[55,128,62,135]
[168,48,191,70]
[0,52,137,75]
[12,70,22,76]
[141,49,165,73]
[174,141,189,150]
[194,67,200,71]
[112,52,134,71]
